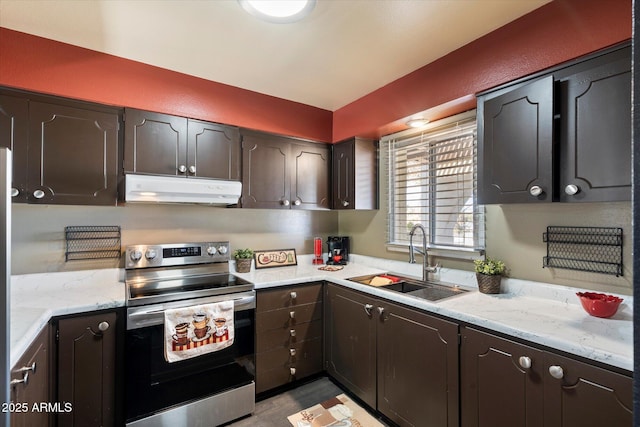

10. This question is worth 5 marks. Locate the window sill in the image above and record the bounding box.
[386,243,484,261]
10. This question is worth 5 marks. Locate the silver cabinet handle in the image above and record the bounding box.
[342,200,350,207]
[188,165,196,174]
[290,329,296,337]
[519,356,532,369]
[548,365,564,379]
[10,372,29,386]
[364,304,373,316]
[290,291,297,299]
[290,367,296,375]
[293,199,301,206]
[98,321,110,332]
[289,348,296,356]
[289,311,295,319]
[10,188,19,197]
[178,165,187,173]
[14,362,36,375]
[377,307,385,317]
[282,199,290,206]
[33,189,45,199]
[564,184,579,195]
[529,185,543,197]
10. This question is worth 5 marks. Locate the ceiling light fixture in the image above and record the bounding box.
[406,117,430,128]
[238,0,316,24]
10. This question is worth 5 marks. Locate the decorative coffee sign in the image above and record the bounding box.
[254,249,297,269]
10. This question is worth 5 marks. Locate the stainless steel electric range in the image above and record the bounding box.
[124,242,255,427]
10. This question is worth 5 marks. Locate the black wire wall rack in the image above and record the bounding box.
[542,226,623,276]
[65,226,121,261]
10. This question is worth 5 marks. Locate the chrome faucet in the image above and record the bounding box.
[409,224,439,282]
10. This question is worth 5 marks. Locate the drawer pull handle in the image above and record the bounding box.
[518,356,531,369]
[290,291,297,299]
[290,329,296,337]
[548,365,564,379]
[14,362,36,374]
[10,372,29,386]
[290,348,296,356]
[289,311,295,319]
[290,367,296,375]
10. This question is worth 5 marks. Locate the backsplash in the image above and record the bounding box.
[11,203,338,275]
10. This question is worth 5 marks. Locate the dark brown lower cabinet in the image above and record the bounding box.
[255,283,324,393]
[10,325,51,427]
[54,309,122,427]
[325,284,459,427]
[461,326,632,427]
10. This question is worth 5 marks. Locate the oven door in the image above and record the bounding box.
[125,291,255,426]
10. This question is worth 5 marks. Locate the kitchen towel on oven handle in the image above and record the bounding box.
[164,300,235,363]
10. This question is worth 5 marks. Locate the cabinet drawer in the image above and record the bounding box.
[257,319,322,353]
[257,336,322,372]
[256,339,323,393]
[257,283,323,312]
[256,302,322,332]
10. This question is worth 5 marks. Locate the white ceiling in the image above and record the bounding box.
[0,0,551,111]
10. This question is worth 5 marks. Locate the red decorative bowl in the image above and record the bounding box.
[576,292,623,318]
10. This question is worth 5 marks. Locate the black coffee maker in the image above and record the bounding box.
[326,236,350,265]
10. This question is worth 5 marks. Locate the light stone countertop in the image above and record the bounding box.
[9,254,633,373]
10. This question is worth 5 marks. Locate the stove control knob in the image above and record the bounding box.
[145,249,157,260]
[217,246,228,255]
[207,246,217,256]
[130,250,142,262]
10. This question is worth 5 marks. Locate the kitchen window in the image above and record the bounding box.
[384,110,485,257]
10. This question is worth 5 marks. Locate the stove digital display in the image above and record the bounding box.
[163,246,202,258]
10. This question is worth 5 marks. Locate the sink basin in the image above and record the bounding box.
[347,273,469,302]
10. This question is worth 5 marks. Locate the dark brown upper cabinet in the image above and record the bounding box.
[332,137,378,210]
[0,89,120,205]
[0,92,29,202]
[461,326,632,427]
[478,44,631,204]
[241,129,330,210]
[124,109,241,180]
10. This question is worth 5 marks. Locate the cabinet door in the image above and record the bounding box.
[241,130,290,208]
[187,119,241,180]
[10,326,50,427]
[460,327,544,427]
[0,93,29,202]
[57,311,117,427]
[543,352,632,427]
[559,48,631,202]
[377,301,459,427]
[324,284,376,408]
[290,142,330,210]
[332,139,354,209]
[124,108,188,176]
[478,76,554,204]
[28,102,119,205]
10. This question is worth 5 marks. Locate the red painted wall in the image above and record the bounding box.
[0,28,333,142]
[0,0,631,143]
[333,0,632,141]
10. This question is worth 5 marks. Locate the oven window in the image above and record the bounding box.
[125,309,255,422]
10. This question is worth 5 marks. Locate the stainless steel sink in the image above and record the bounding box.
[347,273,469,302]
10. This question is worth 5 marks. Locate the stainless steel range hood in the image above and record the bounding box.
[125,174,242,205]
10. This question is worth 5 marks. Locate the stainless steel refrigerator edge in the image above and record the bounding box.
[1,148,11,427]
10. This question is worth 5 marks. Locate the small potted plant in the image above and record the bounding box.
[233,248,254,273]
[473,257,506,294]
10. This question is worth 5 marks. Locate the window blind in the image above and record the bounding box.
[385,113,484,250]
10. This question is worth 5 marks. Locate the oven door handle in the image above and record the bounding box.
[127,292,255,330]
